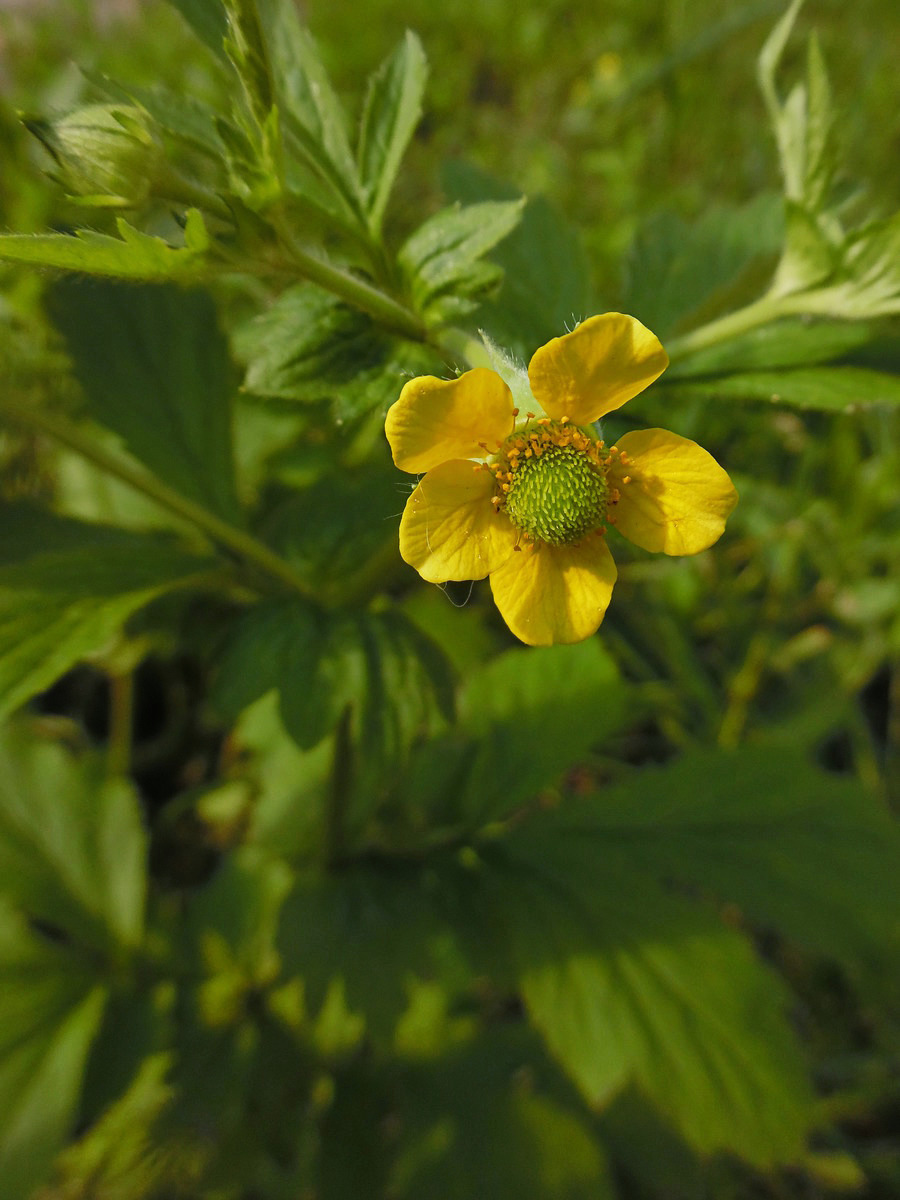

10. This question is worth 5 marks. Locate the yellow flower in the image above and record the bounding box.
[385,313,738,646]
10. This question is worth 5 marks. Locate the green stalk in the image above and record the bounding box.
[107,667,135,779]
[664,293,793,362]
[271,216,428,343]
[0,395,315,600]
[325,706,353,868]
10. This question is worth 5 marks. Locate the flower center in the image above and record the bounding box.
[490,419,609,546]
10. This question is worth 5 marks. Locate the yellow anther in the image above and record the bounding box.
[621,475,631,485]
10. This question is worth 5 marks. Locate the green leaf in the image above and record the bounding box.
[258,462,406,601]
[480,829,814,1165]
[804,214,900,319]
[213,602,455,819]
[399,200,524,322]
[670,365,900,412]
[0,723,147,951]
[572,747,900,969]
[232,691,332,860]
[46,1053,175,1200]
[253,0,364,219]
[85,70,226,160]
[358,31,428,233]
[0,902,107,1200]
[666,316,877,378]
[392,1030,617,1199]
[234,282,403,418]
[0,506,217,720]
[442,161,593,358]
[49,280,241,522]
[0,213,210,282]
[278,863,449,1040]
[771,199,839,297]
[167,0,229,57]
[623,196,784,339]
[455,641,625,824]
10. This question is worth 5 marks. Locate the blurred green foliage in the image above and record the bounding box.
[1,1,899,1198]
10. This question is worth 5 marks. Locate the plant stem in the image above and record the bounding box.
[272,218,428,343]
[325,706,353,868]
[665,292,795,362]
[0,395,316,600]
[107,667,134,779]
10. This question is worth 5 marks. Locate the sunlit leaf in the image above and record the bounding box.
[359,31,428,232]
[443,161,593,358]
[399,199,524,322]
[0,723,147,951]
[253,0,365,220]
[478,829,813,1164]
[0,213,210,281]
[0,902,107,1200]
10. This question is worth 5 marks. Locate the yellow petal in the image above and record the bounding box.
[489,537,617,646]
[609,428,738,555]
[385,368,514,474]
[400,459,517,582]
[527,313,668,424]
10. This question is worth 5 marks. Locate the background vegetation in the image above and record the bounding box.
[0,1,899,1197]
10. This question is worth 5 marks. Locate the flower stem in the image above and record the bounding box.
[664,293,796,362]
[271,216,427,342]
[0,395,315,600]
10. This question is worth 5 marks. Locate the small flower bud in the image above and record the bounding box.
[24,104,167,208]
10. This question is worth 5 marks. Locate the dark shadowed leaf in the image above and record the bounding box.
[213,601,455,819]
[573,746,900,969]
[391,1029,617,1199]
[0,506,219,720]
[455,640,626,824]
[166,0,229,56]
[622,196,783,339]
[49,280,241,522]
